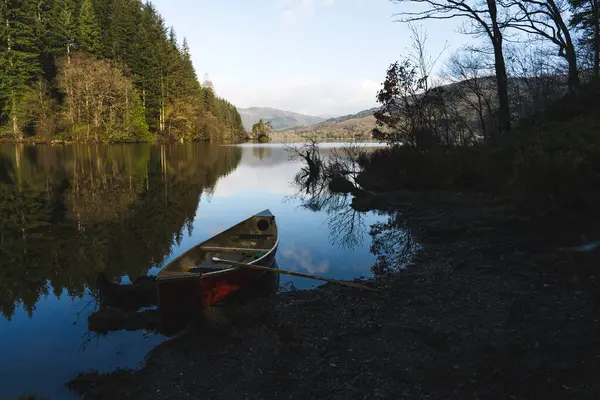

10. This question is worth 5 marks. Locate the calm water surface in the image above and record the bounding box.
[0,142,393,399]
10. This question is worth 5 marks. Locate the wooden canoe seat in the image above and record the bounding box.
[199,246,271,253]
[182,249,264,274]
[159,270,190,278]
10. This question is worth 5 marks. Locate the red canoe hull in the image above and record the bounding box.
[157,247,278,322]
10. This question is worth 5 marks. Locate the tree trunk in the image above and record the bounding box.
[566,46,581,90]
[7,22,21,140]
[548,0,580,91]
[12,95,21,140]
[488,0,511,134]
[594,0,600,80]
[86,93,90,141]
[159,75,165,132]
[476,97,487,138]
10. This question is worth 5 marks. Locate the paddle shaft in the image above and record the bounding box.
[212,257,378,292]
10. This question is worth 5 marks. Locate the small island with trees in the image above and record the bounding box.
[250,119,273,143]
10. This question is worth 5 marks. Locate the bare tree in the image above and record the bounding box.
[505,44,565,120]
[406,23,467,146]
[570,0,600,81]
[375,23,466,148]
[57,53,148,141]
[327,205,368,250]
[407,23,449,91]
[392,0,512,134]
[285,139,324,197]
[444,50,497,137]
[501,0,580,91]
[374,60,434,149]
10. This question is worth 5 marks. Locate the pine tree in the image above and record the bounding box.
[48,0,79,60]
[0,0,244,142]
[0,0,42,138]
[570,0,600,80]
[164,26,185,99]
[126,89,151,140]
[180,37,201,98]
[135,2,166,132]
[160,26,201,139]
[92,0,114,58]
[203,87,215,114]
[31,0,54,77]
[78,0,102,56]
[202,74,216,114]
[109,0,142,64]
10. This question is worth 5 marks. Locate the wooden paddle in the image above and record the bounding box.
[211,257,378,292]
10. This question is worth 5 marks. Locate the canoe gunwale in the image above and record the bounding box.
[157,210,279,282]
[198,235,279,279]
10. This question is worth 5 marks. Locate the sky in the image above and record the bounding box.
[151,0,471,117]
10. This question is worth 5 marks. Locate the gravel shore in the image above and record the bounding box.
[69,191,600,400]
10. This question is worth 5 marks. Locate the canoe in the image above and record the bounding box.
[157,209,279,316]
[91,261,281,336]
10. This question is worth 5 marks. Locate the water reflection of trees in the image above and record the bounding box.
[286,142,416,273]
[0,143,242,320]
[252,147,273,161]
[283,145,359,249]
[369,213,417,275]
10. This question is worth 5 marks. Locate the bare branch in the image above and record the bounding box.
[392,0,497,39]
[499,0,580,90]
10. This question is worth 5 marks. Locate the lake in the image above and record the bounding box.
[0,141,395,400]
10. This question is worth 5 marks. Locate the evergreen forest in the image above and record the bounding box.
[0,0,245,142]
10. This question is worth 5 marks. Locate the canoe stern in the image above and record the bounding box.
[157,209,279,313]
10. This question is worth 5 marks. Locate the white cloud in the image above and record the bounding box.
[281,245,330,274]
[212,75,380,117]
[278,0,334,24]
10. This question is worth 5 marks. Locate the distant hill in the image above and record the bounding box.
[271,107,379,141]
[272,74,573,142]
[319,108,379,124]
[238,107,326,131]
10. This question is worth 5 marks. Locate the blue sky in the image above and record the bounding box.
[151,0,471,116]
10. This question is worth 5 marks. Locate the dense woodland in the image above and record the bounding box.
[0,0,245,142]
[364,0,600,211]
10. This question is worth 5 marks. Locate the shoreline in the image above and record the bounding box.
[68,190,600,399]
[0,138,214,145]
[0,138,368,145]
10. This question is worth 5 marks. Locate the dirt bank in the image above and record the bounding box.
[68,191,600,400]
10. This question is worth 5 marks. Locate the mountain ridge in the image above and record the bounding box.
[317,107,379,126]
[238,107,326,131]
[271,106,378,141]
